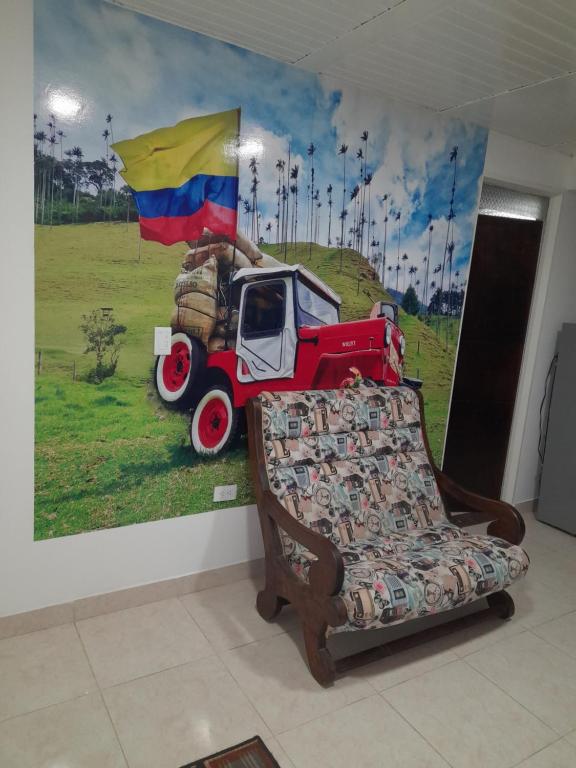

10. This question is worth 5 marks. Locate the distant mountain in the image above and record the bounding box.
[385,287,404,305]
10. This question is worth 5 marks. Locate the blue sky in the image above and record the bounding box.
[35,0,488,291]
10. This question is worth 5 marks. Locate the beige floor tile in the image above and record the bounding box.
[262,737,296,768]
[431,611,526,658]
[565,730,576,747]
[515,739,576,767]
[383,660,555,768]
[0,692,127,768]
[180,578,298,651]
[524,556,576,603]
[532,611,576,659]
[221,632,373,734]
[103,655,272,768]
[467,631,576,735]
[279,694,449,767]
[0,624,96,722]
[76,598,213,688]
[512,580,576,629]
[353,635,458,691]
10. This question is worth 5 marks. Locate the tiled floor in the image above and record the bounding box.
[2,509,576,768]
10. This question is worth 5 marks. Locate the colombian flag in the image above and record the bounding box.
[112,108,240,245]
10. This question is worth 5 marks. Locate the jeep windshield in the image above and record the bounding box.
[296,278,339,327]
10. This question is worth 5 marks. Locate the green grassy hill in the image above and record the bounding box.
[35,224,457,539]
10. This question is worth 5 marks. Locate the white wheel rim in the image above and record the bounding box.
[156,333,193,402]
[191,389,233,455]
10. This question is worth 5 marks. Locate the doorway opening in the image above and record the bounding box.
[442,184,547,499]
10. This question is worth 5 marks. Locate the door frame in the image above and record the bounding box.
[441,181,560,504]
[499,194,561,503]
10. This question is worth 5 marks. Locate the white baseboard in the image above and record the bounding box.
[0,557,264,640]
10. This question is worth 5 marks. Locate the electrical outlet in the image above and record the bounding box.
[213,484,238,503]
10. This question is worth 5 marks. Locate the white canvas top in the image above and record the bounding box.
[232,264,341,306]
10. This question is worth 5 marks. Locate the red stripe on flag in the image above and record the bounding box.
[138,201,237,245]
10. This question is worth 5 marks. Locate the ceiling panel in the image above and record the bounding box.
[446,73,576,149]
[106,0,576,154]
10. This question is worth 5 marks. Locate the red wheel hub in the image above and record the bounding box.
[162,341,191,392]
[198,397,229,449]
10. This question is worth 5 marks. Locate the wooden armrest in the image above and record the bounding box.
[260,490,344,595]
[434,469,525,545]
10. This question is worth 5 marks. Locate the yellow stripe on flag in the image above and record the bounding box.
[112,108,240,192]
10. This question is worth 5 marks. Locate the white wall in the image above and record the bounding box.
[1,0,575,616]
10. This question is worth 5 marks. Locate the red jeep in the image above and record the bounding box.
[155,264,406,455]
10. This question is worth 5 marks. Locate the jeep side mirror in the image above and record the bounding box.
[374,301,398,325]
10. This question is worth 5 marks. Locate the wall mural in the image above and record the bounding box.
[34,0,487,539]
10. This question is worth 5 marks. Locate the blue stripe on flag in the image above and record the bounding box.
[132,174,238,219]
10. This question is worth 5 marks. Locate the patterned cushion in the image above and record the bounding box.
[260,386,421,440]
[333,533,530,632]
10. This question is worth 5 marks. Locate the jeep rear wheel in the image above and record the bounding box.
[155,333,205,408]
[190,386,238,456]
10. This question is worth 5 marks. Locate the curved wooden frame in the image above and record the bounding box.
[246,389,524,686]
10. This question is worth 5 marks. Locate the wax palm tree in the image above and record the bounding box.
[275,159,284,243]
[290,164,299,250]
[423,214,433,308]
[338,143,348,269]
[290,182,297,247]
[394,210,402,289]
[380,194,389,284]
[282,145,291,261]
[395,263,401,289]
[315,198,322,245]
[71,146,84,220]
[265,221,272,242]
[105,113,114,144]
[365,169,373,258]
[248,156,260,242]
[387,264,393,288]
[360,132,368,247]
[47,134,58,225]
[439,146,459,331]
[402,253,409,291]
[102,128,110,164]
[338,209,348,272]
[326,184,333,245]
[307,143,316,257]
[350,185,360,249]
[446,240,455,321]
[408,264,417,286]
[109,153,118,211]
[243,199,251,235]
[355,147,363,250]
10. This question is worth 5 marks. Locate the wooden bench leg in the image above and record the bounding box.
[256,585,283,622]
[487,590,515,619]
[303,621,335,687]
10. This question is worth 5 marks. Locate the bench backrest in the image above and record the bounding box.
[258,386,446,547]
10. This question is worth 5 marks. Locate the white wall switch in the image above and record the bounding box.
[154,327,172,356]
[213,484,238,503]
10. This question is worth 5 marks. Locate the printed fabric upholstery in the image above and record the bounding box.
[258,386,530,633]
[261,386,445,546]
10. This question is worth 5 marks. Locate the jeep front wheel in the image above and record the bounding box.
[190,386,238,456]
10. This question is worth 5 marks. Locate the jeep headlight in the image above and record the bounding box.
[399,335,406,357]
[385,324,392,346]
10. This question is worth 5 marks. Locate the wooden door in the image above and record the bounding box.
[443,214,542,498]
